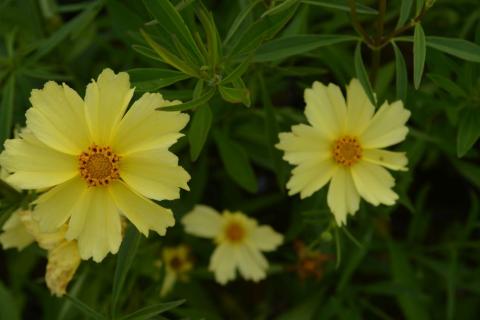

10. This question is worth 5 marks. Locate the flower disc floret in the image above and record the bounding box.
[79,145,120,186]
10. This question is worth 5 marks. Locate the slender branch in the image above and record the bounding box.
[348,0,373,44]
[383,4,428,42]
[376,0,387,45]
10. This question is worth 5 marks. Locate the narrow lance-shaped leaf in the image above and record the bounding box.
[65,295,106,320]
[0,75,15,149]
[188,104,212,161]
[218,86,250,107]
[222,54,253,84]
[118,300,185,320]
[196,4,221,69]
[162,87,216,112]
[457,108,480,158]
[396,0,414,28]
[224,0,261,45]
[213,130,258,193]
[143,0,203,64]
[413,23,426,89]
[128,68,191,92]
[392,42,408,101]
[111,226,141,318]
[354,42,376,105]
[254,34,358,62]
[427,74,467,97]
[262,0,300,17]
[301,0,378,15]
[141,29,200,77]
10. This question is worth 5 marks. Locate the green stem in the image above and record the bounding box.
[348,0,373,44]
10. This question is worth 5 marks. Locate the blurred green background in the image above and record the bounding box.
[1,0,480,319]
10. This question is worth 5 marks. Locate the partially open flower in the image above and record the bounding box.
[182,205,283,285]
[159,244,193,296]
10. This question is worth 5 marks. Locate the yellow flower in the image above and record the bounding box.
[159,244,193,296]
[0,68,191,262]
[276,79,410,225]
[0,210,81,297]
[182,205,283,285]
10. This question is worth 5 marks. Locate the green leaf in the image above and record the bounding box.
[0,75,15,149]
[456,108,480,157]
[213,130,258,193]
[452,159,480,188]
[396,0,414,28]
[141,30,200,77]
[128,68,191,91]
[0,281,20,320]
[32,1,102,61]
[188,104,212,161]
[388,241,429,320]
[254,34,358,62]
[413,24,426,89]
[426,36,480,62]
[392,42,408,101]
[224,0,261,44]
[427,73,467,97]
[218,85,251,107]
[229,7,297,58]
[354,42,375,105]
[118,300,185,320]
[162,87,216,111]
[143,0,202,64]
[301,0,378,15]
[262,0,300,17]
[65,295,106,320]
[111,226,142,318]
[196,4,222,68]
[221,54,253,84]
[131,44,165,62]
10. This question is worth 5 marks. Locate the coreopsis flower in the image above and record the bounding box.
[276,79,410,225]
[158,244,193,296]
[0,69,191,262]
[0,210,81,296]
[182,205,283,284]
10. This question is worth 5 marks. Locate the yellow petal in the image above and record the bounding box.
[351,161,398,206]
[112,93,189,155]
[250,225,283,251]
[120,148,190,201]
[327,168,360,226]
[360,100,410,149]
[286,159,336,198]
[0,131,77,189]
[276,124,331,165]
[109,181,175,236]
[84,69,134,145]
[19,210,67,250]
[209,243,237,285]
[45,240,81,297]
[182,205,222,238]
[26,81,90,154]
[0,211,35,250]
[75,187,121,262]
[236,244,268,282]
[345,79,375,136]
[363,149,408,171]
[34,177,87,232]
[304,82,347,139]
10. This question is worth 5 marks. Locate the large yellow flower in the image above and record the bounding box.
[276,79,410,225]
[0,69,191,262]
[182,205,283,284]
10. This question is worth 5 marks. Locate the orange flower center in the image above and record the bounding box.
[225,222,245,243]
[79,145,120,187]
[332,136,362,166]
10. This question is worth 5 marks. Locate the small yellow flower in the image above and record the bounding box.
[182,205,283,285]
[276,79,410,225]
[0,210,80,297]
[0,68,191,262]
[159,244,193,296]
